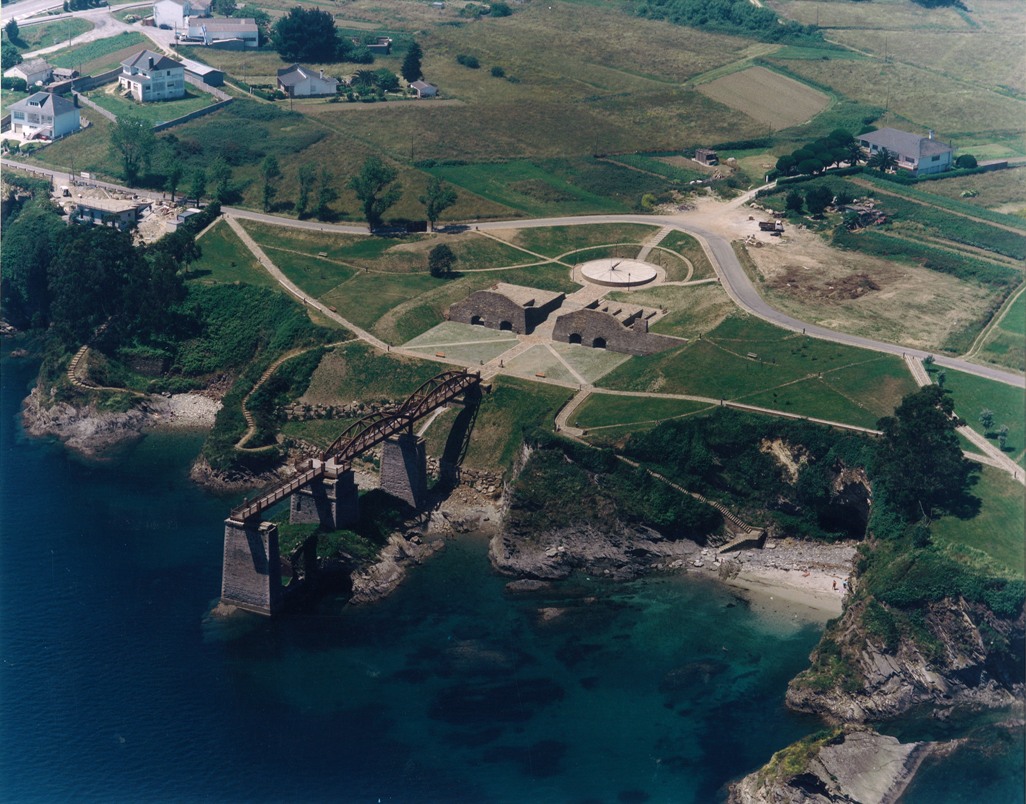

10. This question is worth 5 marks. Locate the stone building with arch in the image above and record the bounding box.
[447,283,565,334]
[552,301,680,356]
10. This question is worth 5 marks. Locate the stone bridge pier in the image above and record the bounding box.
[221,519,282,616]
[380,433,428,508]
[289,462,360,529]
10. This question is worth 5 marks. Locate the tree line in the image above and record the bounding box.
[107,114,458,229]
[0,184,218,351]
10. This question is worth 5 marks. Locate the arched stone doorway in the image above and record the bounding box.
[470,315,484,326]
[568,333,582,345]
[499,321,513,332]
[592,337,607,349]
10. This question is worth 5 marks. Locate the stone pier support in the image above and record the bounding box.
[290,466,359,529]
[220,519,282,616]
[380,433,428,508]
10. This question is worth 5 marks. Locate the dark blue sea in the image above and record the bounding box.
[1,350,1022,803]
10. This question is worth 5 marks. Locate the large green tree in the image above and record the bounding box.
[349,156,401,230]
[109,116,157,185]
[271,6,338,63]
[873,385,978,520]
[296,164,316,218]
[401,41,423,83]
[420,176,457,230]
[261,154,281,212]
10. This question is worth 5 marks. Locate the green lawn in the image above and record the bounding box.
[260,246,359,298]
[49,32,147,70]
[85,86,219,126]
[940,368,1025,466]
[493,224,657,259]
[599,314,917,428]
[931,466,1025,579]
[657,230,716,280]
[574,394,715,429]
[188,220,277,289]
[976,289,1026,372]
[300,342,450,406]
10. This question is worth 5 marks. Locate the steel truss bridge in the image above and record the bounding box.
[229,370,481,522]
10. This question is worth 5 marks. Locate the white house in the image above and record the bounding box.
[119,50,186,102]
[276,64,338,97]
[153,0,210,29]
[184,17,259,47]
[4,58,53,87]
[858,128,953,176]
[409,80,438,99]
[8,92,80,139]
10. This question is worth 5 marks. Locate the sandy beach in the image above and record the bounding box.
[718,538,857,623]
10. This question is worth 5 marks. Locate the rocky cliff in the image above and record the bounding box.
[787,595,1025,722]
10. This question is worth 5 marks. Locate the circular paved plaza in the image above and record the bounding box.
[579,258,658,287]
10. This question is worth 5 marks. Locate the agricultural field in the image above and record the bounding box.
[85,85,221,126]
[49,32,147,73]
[906,167,1026,219]
[696,66,829,131]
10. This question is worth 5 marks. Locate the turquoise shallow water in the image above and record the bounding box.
[1,352,1021,802]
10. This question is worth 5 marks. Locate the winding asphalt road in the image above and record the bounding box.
[3,158,1022,390]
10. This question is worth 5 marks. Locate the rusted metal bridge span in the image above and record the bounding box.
[229,370,481,522]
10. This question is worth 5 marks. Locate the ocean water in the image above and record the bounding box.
[0,352,1021,803]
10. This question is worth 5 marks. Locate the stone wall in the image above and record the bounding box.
[552,309,681,356]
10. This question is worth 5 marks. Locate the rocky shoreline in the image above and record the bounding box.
[21,385,221,457]
[728,725,959,804]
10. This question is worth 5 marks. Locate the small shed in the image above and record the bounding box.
[410,80,438,99]
[695,148,719,166]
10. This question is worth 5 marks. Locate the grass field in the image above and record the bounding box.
[300,341,445,406]
[85,86,220,126]
[656,230,716,280]
[939,368,1025,467]
[188,220,277,289]
[49,32,147,72]
[573,394,715,430]
[697,66,829,131]
[1,89,30,116]
[607,282,735,340]
[972,287,1026,372]
[599,313,918,428]
[8,18,92,51]
[931,466,1025,580]
[893,167,1026,220]
[488,224,657,259]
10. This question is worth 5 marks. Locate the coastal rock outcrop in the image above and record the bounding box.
[22,386,221,458]
[728,725,946,804]
[787,596,1025,722]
